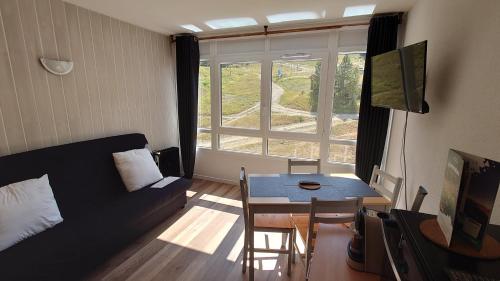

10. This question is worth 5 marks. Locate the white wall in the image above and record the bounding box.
[0,0,178,156]
[195,149,353,184]
[385,0,500,224]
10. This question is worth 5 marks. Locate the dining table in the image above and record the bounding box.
[246,173,388,281]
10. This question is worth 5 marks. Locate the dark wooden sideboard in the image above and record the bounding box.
[381,209,500,281]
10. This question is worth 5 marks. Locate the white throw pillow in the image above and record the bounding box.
[0,174,63,252]
[113,148,163,192]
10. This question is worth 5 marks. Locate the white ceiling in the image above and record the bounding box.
[63,0,417,35]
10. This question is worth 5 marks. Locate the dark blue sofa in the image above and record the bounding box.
[0,133,190,280]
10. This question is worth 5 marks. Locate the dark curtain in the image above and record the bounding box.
[176,35,199,179]
[355,14,400,183]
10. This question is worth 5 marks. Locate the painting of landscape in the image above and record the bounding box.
[437,149,465,246]
[437,149,500,249]
[457,151,500,249]
[371,41,426,112]
[371,49,406,111]
[401,42,426,112]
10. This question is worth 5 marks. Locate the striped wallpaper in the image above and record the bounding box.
[0,0,178,156]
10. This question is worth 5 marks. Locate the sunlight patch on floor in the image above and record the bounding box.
[199,193,242,208]
[295,234,306,254]
[254,253,280,270]
[230,232,296,271]
[226,231,245,262]
[186,190,197,198]
[254,232,289,249]
[156,205,239,254]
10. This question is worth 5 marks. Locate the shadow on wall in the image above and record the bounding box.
[412,1,475,108]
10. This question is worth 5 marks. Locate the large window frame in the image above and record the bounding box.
[327,46,367,165]
[213,54,266,154]
[197,31,367,172]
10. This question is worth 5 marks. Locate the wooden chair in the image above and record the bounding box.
[239,167,296,276]
[287,158,321,263]
[411,186,428,212]
[293,197,362,277]
[288,159,321,174]
[368,165,403,210]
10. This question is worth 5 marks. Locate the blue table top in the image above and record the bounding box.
[249,174,380,202]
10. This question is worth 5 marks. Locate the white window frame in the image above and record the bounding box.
[214,53,266,153]
[323,43,367,170]
[197,59,212,149]
[197,30,368,172]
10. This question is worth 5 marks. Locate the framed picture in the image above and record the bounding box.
[437,149,500,249]
[456,151,500,250]
[437,150,465,246]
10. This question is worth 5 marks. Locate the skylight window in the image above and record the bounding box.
[343,4,376,17]
[267,11,320,23]
[180,24,203,33]
[205,17,258,30]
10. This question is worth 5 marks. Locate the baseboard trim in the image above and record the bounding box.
[193,174,238,185]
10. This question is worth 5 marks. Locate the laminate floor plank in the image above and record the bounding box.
[89,179,377,281]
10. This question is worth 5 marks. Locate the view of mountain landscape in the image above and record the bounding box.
[197,53,365,163]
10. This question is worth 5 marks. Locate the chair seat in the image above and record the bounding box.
[254,214,294,230]
[291,214,352,245]
[363,196,391,206]
[291,215,318,245]
[291,214,354,225]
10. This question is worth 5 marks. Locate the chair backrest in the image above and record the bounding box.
[308,197,362,225]
[288,158,321,174]
[411,186,428,212]
[369,165,403,209]
[239,167,250,230]
[306,197,362,260]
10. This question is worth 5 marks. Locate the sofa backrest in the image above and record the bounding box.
[0,134,148,219]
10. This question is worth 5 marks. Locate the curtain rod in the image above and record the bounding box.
[170,21,369,43]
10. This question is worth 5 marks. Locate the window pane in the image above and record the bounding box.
[219,134,262,154]
[268,139,319,159]
[198,61,211,129]
[329,143,356,164]
[221,62,261,129]
[331,52,365,140]
[271,59,321,133]
[197,132,211,148]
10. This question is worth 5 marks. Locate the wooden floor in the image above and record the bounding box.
[87,179,379,281]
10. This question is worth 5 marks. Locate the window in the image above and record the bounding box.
[329,51,366,163]
[220,62,261,129]
[329,142,356,164]
[197,60,212,148]
[198,60,211,129]
[197,132,211,148]
[268,139,320,159]
[196,32,368,171]
[271,59,321,133]
[219,134,262,154]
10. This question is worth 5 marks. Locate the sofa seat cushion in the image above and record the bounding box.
[0,177,190,281]
[0,221,82,281]
[73,178,190,254]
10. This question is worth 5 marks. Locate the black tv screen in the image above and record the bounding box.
[371,41,428,113]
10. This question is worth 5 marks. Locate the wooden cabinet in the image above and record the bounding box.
[382,210,500,281]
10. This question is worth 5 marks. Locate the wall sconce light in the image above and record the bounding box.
[40,58,74,76]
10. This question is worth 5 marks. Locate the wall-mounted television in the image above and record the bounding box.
[371,41,429,113]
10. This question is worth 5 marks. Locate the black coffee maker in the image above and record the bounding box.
[347,207,388,274]
[347,207,367,270]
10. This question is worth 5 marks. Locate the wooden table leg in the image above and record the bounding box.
[249,207,255,281]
